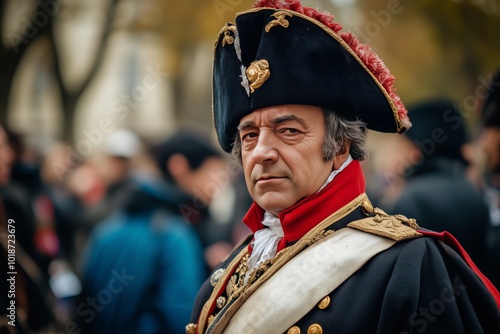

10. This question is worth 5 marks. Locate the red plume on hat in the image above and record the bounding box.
[212,0,411,152]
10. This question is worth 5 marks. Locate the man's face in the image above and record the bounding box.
[0,126,14,186]
[238,105,333,215]
[479,127,500,173]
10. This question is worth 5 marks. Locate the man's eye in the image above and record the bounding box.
[242,132,258,140]
[281,128,299,134]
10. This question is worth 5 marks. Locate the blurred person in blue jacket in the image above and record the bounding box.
[78,130,205,334]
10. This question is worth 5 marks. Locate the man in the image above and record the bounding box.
[385,99,493,282]
[187,1,500,333]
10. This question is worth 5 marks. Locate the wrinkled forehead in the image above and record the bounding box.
[238,105,324,129]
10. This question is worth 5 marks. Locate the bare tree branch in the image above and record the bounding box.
[0,0,57,125]
[48,0,121,143]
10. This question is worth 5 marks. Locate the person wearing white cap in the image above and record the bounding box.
[98,129,141,187]
[103,129,141,159]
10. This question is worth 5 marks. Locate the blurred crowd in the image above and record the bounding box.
[0,124,252,333]
[366,71,500,289]
[1,70,500,333]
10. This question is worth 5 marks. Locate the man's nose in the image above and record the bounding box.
[252,130,278,164]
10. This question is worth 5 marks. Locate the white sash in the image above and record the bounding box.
[220,227,395,334]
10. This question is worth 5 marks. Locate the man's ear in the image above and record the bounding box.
[333,140,351,170]
[166,153,189,180]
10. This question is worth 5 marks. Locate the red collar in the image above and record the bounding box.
[243,160,366,252]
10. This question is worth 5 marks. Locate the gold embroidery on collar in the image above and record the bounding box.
[222,24,237,47]
[306,230,334,246]
[226,253,249,298]
[246,59,270,93]
[265,11,293,32]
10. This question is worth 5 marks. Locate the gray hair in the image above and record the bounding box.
[231,108,368,163]
[322,109,368,161]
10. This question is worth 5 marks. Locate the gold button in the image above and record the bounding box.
[208,314,215,325]
[317,296,330,309]
[185,323,197,334]
[287,325,301,334]
[210,268,225,287]
[307,324,323,334]
[217,296,227,308]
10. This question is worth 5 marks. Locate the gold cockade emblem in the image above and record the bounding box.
[265,11,294,32]
[221,24,237,47]
[245,59,270,93]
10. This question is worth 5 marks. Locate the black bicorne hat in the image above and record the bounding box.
[405,99,468,162]
[213,0,411,152]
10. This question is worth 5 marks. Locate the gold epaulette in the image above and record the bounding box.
[347,200,422,241]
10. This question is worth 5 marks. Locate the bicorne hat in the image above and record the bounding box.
[212,0,411,152]
[405,99,468,162]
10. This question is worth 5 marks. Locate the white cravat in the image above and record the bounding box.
[246,155,353,281]
[245,211,284,282]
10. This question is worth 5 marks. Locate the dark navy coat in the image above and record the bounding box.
[388,157,497,288]
[190,205,500,334]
